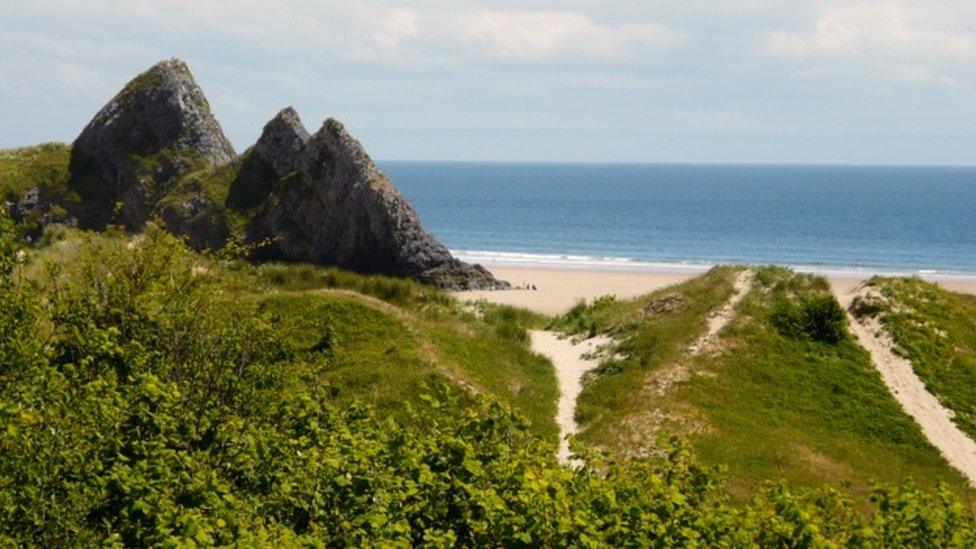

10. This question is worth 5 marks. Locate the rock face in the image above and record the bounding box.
[68,59,235,230]
[246,113,506,290]
[251,107,309,176]
[23,58,505,290]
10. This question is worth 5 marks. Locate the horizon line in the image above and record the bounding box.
[376,158,976,169]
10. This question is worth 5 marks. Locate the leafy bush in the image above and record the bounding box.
[772,293,848,343]
[850,294,886,318]
[2,221,976,545]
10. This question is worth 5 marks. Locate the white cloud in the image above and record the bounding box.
[372,7,421,47]
[763,1,975,85]
[4,1,976,161]
[765,1,975,58]
[449,10,685,62]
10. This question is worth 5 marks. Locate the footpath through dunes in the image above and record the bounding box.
[837,280,976,486]
[689,269,754,355]
[529,331,611,463]
[556,266,975,498]
[546,267,744,452]
[534,268,753,463]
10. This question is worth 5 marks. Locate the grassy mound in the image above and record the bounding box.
[866,277,976,439]
[555,266,973,500]
[549,266,741,450]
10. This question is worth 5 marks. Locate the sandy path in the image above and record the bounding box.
[838,286,976,486]
[530,330,611,463]
[688,269,754,355]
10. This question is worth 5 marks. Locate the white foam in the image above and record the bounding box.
[451,249,976,281]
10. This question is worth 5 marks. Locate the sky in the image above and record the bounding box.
[1,1,975,164]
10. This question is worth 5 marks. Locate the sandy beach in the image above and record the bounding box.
[455,267,700,315]
[455,266,976,316]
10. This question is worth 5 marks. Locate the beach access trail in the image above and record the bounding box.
[532,269,754,464]
[689,269,754,356]
[530,331,610,463]
[838,285,976,486]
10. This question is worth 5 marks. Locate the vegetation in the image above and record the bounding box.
[0,142,72,200]
[3,220,976,544]
[771,291,848,343]
[868,277,976,440]
[549,266,741,450]
[556,266,973,500]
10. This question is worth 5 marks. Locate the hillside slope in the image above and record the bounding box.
[854,278,976,440]
[552,267,974,499]
[6,217,976,544]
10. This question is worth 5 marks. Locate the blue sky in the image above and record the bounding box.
[2,1,975,164]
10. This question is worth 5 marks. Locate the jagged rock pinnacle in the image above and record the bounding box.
[248,115,508,289]
[68,58,235,229]
[251,107,310,176]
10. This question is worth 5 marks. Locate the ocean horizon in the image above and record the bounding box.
[381,161,976,279]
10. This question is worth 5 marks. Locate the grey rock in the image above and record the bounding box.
[47,58,504,289]
[248,116,507,290]
[6,186,76,242]
[14,187,41,219]
[225,108,310,212]
[68,58,235,230]
[251,107,310,176]
[155,183,229,251]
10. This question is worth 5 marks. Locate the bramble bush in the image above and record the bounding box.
[1,215,975,546]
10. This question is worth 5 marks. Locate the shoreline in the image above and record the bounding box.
[455,263,976,316]
[453,251,976,282]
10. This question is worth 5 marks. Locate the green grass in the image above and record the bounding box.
[25,229,560,442]
[0,143,72,200]
[661,268,972,498]
[550,266,741,450]
[869,277,976,440]
[253,293,448,417]
[229,264,560,443]
[423,301,557,442]
[554,266,973,500]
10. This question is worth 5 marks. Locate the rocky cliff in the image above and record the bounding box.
[244,111,505,289]
[67,59,235,231]
[11,59,506,290]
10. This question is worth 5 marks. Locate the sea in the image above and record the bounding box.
[380,162,976,279]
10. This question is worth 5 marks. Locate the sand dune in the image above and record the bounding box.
[838,285,976,486]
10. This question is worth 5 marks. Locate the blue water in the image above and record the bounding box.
[380,162,976,276]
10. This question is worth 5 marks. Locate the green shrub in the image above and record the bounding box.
[850,294,886,318]
[772,293,847,343]
[2,226,976,545]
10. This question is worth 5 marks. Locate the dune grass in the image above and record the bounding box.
[249,289,559,442]
[252,293,448,414]
[662,267,972,498]
[255,265,559,443]
[553,266,973,500]
[548,266,741,450]
[868,277,976,440]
